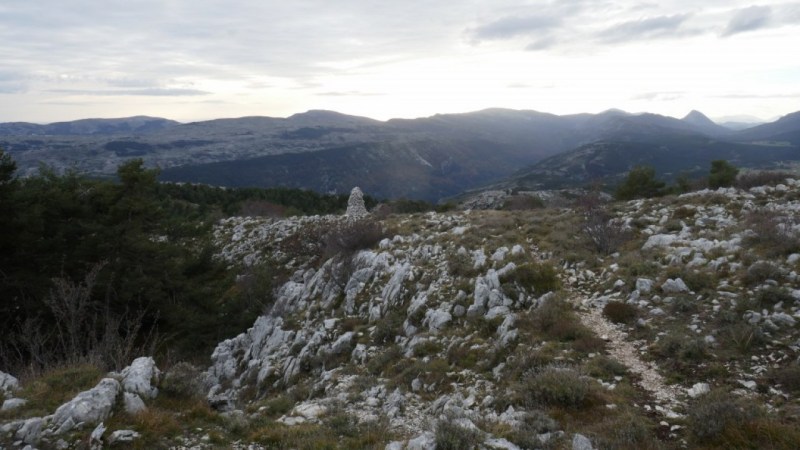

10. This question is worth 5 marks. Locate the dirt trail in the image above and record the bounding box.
[570,294,685,415]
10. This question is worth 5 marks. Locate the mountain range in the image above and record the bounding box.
[1,109,798,201]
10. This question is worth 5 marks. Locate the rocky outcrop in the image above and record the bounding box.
[0,358,160,446]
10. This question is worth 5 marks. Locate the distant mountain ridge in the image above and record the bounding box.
[1,108,798,201]
[0,116,179,136]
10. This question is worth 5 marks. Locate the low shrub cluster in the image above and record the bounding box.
[503,263,561,294]
[434,418,484,450]
[518,366,595,409]
[735,170,794,189]
[602,301,638,324]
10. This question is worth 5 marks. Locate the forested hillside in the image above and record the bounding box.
[0,149,376,372]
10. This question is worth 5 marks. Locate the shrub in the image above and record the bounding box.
[507,410,560,449]
[653,333,707,362]
[532,298,591,342]
[504,263,561,294]
[744,261,783,285]
[602,301,638,324]
[435,417,484,450]
[371,312,403,345]
[756,287,795,308]
[688,390,758,442]
[160,362,205,400]
[743,209,800,257]
[520,366,594,409]
[586,355,627,378]
[577,192,631,255]
[768,364,800,394]
[735,170,794,189]
[322,219,386,261]
[596,412,654,449]
[615,166,666,200]
[448,252,480,278]
[727,323,764,354]
[708,160,739,189]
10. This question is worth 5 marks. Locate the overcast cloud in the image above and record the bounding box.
[0,0,798,122]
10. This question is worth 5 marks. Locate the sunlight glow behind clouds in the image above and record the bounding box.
[1,0,798,122]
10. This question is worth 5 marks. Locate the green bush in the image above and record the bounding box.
[602,301,638,324]
[529,298,591,342]
[708,160,739,189]
[503,263,561,294]
[615,166,666,200]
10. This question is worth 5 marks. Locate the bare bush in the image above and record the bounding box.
[743,209,800,256]
[0,263,158,375]
[735,171,795,190]
[577,192,631,255]
[322,219,386,261]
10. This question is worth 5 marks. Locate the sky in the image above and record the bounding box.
[1,0,799,123]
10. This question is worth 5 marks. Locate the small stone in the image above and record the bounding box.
[572,433,594,450]
[661,278,689,294]
[109,430,141,444]
[636,278,654,294]
[1,398,27,411]
[688,382,710,398]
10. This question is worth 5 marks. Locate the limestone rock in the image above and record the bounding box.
[121,356,160,399]
[406,431,436,450]
[636,278,654,294]
[50,378,121,434]
[0,370,20,395]
[109,430,141,444]
[572,433,594,450]
[89,422,106,450]
[2,398,28,411]
[345,187,368,219]
[687,382,710,398]
[16,417,45,445]
[642,234,677,250]
[661,278,689,294]
[123,392,147,415]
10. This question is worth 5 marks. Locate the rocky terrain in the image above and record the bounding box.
[2,177,800,449]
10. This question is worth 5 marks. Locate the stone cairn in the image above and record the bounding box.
[345,186,368,220]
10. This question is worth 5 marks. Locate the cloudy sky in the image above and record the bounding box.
[1,0,799,123]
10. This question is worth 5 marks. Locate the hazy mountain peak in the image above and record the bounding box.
[682,110,716,125]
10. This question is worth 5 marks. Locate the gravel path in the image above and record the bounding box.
[570,294,685,416]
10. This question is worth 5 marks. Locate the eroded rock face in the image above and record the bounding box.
[346,186,368,220]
